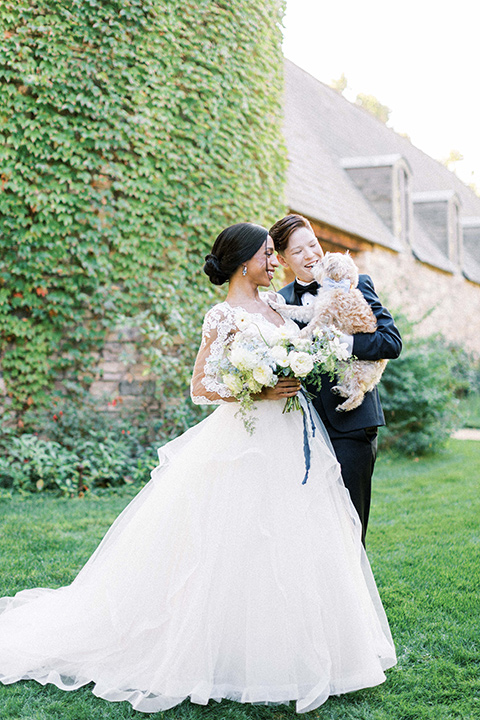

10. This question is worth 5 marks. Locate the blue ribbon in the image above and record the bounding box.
[322,277,351,293]
[299,390,316,484]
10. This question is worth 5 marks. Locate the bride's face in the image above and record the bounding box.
[244,236,279,286]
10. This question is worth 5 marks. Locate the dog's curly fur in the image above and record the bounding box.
[270,252,387,412]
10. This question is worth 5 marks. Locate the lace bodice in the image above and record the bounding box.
[190,292,292,405]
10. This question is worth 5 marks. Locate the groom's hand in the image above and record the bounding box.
[256,377,301,400]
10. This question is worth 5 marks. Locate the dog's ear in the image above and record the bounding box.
[311,260,324,282]
[346,254,359,288]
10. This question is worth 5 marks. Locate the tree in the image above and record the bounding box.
[330,73,348,95]
[441,149,464,170]
[355,93,391,124]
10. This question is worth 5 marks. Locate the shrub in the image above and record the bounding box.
[378,325,472,455]
[444,342,480,397]
[0,400,166,495]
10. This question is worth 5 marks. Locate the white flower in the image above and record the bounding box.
[247,377,262,393]
[234,311,252,330]
[270,345,290,367]
[223,373,244,395]
[277,325,298,341]
[229,346,258,371]
[315,325,338,340]
[289,351,314,377]
[292,337,311,351]
[257,323,280,346]
[313,326,327,338]
[327,336,350,361]
[253,364,274,386]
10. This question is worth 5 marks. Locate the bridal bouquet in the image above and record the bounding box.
[208,311,350,433]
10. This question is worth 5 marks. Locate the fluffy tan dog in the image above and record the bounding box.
[271,252,387,412]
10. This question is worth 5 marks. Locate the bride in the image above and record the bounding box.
[0,223,396,713]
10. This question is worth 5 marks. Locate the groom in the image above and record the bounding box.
[269,214,402,545]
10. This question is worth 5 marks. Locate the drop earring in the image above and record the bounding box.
[242,265,247,276]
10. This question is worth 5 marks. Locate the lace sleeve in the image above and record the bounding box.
[261,290,286,305]
[190,304,238,405]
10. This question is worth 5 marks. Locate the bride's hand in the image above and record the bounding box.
[255,377,301,400]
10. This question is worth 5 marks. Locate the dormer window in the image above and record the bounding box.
[394,163,412,246]
[412,190,463,272]
[341,154,412,247]
[461,217,480,282]
[449,199,461,267]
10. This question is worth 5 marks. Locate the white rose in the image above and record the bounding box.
[270,345,290,367]
[229,346,258,371]
[289,351,314,377]
[223,373,244,395]
[253,364,274,386]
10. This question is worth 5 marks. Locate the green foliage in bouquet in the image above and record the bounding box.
[0,0,287,418]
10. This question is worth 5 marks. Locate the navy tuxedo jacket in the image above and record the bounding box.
[279,275,402,432]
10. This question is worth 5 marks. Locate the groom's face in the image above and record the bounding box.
[277,227,324,282]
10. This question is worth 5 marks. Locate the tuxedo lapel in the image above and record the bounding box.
[278,281,301,306]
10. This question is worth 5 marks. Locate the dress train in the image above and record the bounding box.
[0,399,395,713]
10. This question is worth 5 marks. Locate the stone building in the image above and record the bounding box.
[283,59,480,354]
[9,58,476,410]
[84,58,480,407]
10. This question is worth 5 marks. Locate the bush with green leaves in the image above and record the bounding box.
[0,400,165,495]
[0,0,287,418]
[443,341,480,397]
[378,326,474,455]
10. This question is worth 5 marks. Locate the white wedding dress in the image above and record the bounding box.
[0,296,396,713]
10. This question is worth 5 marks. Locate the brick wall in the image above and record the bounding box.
[0,325,158,413]
[85,325,158,411]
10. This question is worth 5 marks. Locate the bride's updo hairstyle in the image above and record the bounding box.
[204,223,268,285]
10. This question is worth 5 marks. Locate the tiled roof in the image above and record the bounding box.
[410,217,457,274]
[463,252,480,284]
[283,58,480,281]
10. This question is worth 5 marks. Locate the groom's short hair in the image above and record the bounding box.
[269,214,314,254]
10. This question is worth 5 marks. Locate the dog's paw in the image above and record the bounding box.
[331,385,348,398]
[335,395,364,412]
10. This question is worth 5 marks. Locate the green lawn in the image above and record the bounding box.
[0,440,479,720]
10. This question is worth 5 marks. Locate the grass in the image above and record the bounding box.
[0,440,479,720]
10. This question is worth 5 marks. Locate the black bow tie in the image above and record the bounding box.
[294,280,319,298]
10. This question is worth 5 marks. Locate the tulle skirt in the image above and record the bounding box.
[0,399,396,713]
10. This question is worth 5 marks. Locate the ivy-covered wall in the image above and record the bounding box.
[0,0,287,418]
